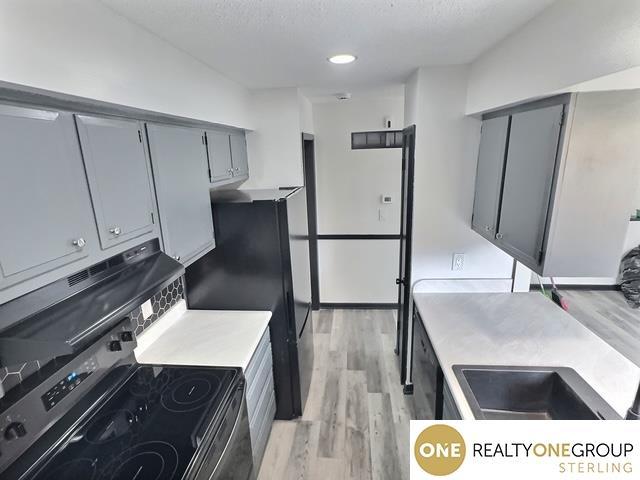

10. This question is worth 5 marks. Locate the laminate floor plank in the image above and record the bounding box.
[563,290,640,367]
[260,309,408,479]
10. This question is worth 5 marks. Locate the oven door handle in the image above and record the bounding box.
[208,385,253,480]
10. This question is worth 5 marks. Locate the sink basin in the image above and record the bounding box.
[452,366,620,420]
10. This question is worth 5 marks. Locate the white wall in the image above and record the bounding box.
[319,240,399,303]
[243,88,305,189]
[467,0,640,114]
[314,98,403,234]
[299,92,314,135]
[0,0,252,128]
[313,96,404,303]
[406,66,514,292]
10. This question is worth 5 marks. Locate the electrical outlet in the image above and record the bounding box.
[452,253,464,271]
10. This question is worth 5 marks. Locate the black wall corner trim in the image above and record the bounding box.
[317,234,401,240]
[319,302,399,309]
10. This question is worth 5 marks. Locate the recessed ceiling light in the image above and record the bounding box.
[328,54,357,65]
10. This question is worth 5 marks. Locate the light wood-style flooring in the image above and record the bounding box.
[563,289,640,367]
[257,309,414,480]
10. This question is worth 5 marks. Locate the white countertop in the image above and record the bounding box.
[413,292,640,419]
[134,299,272,371]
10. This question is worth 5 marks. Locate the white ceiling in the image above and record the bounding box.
[100,0,555,92]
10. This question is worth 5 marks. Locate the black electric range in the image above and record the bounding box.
[0,324,254,480]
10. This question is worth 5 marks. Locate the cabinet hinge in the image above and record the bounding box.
[538,249,544,262]
[202,134,207,145]
[151,212,155,224]
[208,167,212,181]
[138,130,142,143]
[559,109,565,127]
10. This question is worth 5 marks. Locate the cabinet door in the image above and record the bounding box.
[0,105,96,287]
[146,124,215,264]
[497,105,563,268]
[206,130,233,183]
[230,132,249,177]
[412,311,442,420]
[472,116,509,239]
[76,115,156,249]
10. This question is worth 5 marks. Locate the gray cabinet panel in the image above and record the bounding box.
[146,124,215,265]
[497,105,563,267]
[206,130,233,183]
[76,115,156,249]
[472,116,509,239]
[0,105,97,287]
[230,132,249,177]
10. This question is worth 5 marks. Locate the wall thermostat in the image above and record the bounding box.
[381,195,393,204]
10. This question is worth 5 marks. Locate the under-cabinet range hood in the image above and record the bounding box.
[0,239,183,365]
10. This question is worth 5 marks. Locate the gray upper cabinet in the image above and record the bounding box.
[471,116,509,241]
[146,123,215,265]
[76,115,157,250]
[497,105,563,268]
[0,105,98,293]
[206,130,249,184]
[206,130,233,182]
[230,132,249,177]
[472,91,640,277]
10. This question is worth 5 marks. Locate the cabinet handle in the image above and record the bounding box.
[235,167,239,172]
[484,225,491,232]
[109,226,122,236]
[72,237,86,248]
[228,168,233,174]
[173,255,181,261]
[495,232,504,240]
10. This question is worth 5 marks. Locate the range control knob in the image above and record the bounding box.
[108,340,122,352]
[120,331,134,342]
[4,422,26,441]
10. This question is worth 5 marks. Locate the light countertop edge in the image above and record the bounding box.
[134,299,272,371]
[412,292,640,420]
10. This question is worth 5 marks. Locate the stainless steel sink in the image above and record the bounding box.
[452,365,620,420]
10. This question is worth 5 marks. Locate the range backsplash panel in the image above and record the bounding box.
[0,277,184,396]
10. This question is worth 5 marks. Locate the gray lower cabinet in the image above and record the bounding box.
[0,105,98,301]
[245,328,276,470]
[411,307,443,420]
[471,116,509,241]
[230,132,249,177]
[146,123,215,266]
[75,115,158,250]
[442,381,462,420]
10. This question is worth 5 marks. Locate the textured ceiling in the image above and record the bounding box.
[99,0,555,91]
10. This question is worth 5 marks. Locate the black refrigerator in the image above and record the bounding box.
[185,187,314,420]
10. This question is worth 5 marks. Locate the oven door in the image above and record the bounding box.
[194,381,255,480]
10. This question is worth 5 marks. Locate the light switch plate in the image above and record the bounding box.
[141,299,154,320]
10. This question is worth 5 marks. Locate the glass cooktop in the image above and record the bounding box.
[29,365,239,480]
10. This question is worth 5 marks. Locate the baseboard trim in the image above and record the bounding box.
[319,302,399,310]
[530,284,621,291]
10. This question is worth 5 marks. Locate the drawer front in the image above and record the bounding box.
[246,348,273,419]
[249,372,275,432]
[253,392,276,469]
[442,380,461,420]
[245,328,271,387]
